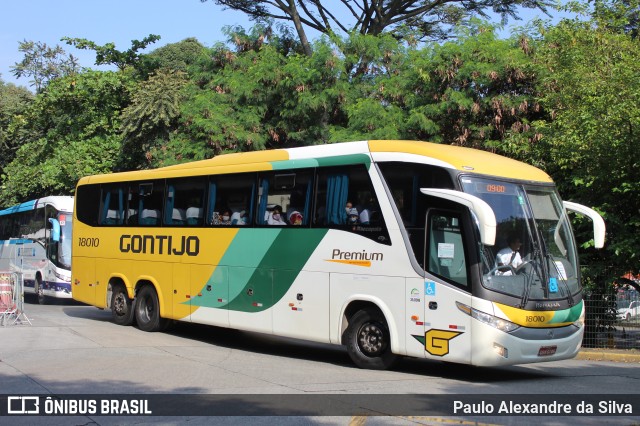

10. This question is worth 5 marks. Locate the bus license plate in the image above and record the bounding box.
[538,345,557,356]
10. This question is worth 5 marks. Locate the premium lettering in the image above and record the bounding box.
[119,234,200,256]
[331,249,383,261]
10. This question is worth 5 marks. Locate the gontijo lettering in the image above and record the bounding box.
[119,234,200,256]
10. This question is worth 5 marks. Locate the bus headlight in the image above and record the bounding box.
[456,302,520,333]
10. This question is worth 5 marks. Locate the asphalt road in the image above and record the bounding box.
[1,300,639,425]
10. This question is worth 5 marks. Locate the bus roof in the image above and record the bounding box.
[77,140,552,184]
[0,196,74,216]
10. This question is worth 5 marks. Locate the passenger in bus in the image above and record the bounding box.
[347,207,359,226]
[288,211,303,226]
[231,210,247,225]
[267,206,286,225]
[495,234,523,276]
[357,196,376,225]
[219,209,232,225]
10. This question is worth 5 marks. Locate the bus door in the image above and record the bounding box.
[422,209,472,364]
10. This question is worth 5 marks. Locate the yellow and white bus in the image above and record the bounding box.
[72,140,604,369]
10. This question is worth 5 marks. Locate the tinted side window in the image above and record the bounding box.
[99,184,126,226]
[314,165,390,245]
[209,173,256,226]
[165,177,206,226]
[257,170,312,226]
[76,184,101,226]
[128,180,164,226]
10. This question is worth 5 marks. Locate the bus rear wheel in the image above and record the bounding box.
[345,308,397,370]
[111,285,135,326]
[134,285,169,332]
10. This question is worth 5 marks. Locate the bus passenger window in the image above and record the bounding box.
[209,173,255,226]
[257,170,312,227]
[314,165,390,245]
[165,177,206,226]
[129,181,164,226]
[99,185,125,226]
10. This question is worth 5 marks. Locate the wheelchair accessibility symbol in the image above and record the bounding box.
[425,281,436,297]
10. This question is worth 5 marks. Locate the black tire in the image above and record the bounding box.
[111,284,135,326]
[134,285,169,332]
[35,277,47,305]
[345,308,398,370]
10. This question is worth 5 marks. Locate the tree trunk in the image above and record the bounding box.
[287,0,313,56]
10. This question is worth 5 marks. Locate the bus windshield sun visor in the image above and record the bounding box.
[420,188,497,246]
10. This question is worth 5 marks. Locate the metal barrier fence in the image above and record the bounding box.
[0,271,31,326]
[577,263,640,350]
[582,292,640,349]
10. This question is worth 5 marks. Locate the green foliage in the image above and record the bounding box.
[0,71,133,205]
[144,38,207,72]
[62,34,161,73]
[120,70,188,169]
[10,40,80,92]
[535,12,640,276]
[0,79,34,170]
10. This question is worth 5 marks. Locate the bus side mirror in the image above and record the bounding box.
[48,218,60,242]
[420,188,496,246]
[562,201,606,249]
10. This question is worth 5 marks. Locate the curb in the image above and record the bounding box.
[576,349,640,363]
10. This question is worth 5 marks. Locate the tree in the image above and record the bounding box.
[534,8,640,278]
[62,34,161,73]
[203,0,554,55]
[0,78,34,171]
[144,38,207,72]
[120,69,188,168]
[0,71,133,205]
[10,40,80,92]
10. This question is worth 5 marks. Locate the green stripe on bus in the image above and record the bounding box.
[190,228,328,312]
[549,300,583,324]
[271,159,319,170]
[227,228,328,312]
[189,229,281,308]
[270,154,371,171]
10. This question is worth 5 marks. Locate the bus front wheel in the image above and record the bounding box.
[134,285,169,332]
[111,285,135,326]
[345,308,397,370]
[35,277,47,305]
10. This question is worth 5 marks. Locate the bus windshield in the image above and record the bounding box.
[461,177,580,302]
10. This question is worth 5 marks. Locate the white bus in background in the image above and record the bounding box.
[0,196,74,304]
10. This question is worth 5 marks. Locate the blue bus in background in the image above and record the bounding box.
[0,196,74,304]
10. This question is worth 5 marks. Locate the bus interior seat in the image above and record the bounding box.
[105,209,121,224]
[141,209,160,225]
[172,208,186,225]
[186,207,203,225]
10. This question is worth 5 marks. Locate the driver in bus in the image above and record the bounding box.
[495,234,523,275]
